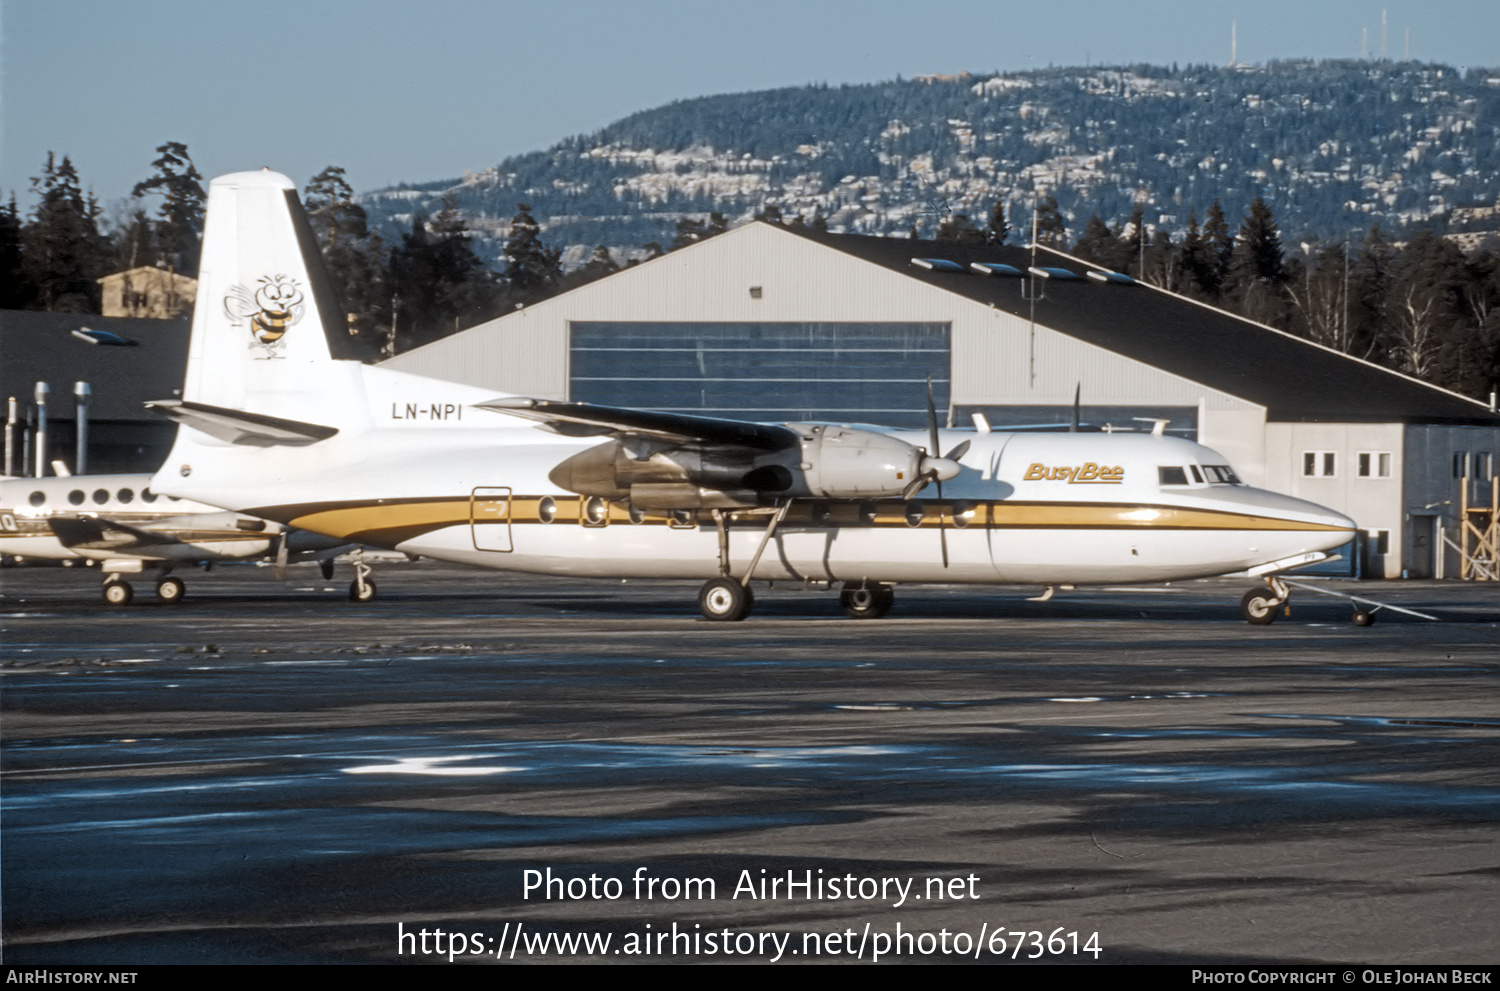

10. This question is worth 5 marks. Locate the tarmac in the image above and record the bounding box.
[2,561,1498,965]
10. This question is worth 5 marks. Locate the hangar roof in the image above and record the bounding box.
[0,311,189,422]
[787,226,1500,425]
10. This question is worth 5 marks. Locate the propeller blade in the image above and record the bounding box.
[274,533,289,581]
[944,438,971,462]
[925,376,941,468]
[936,479,950,568]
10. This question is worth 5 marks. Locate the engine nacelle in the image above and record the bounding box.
[792,425,924,498]
[547,425,939,509]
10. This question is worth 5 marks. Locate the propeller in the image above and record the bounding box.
[901,377,972,567]
[273,530,289,581]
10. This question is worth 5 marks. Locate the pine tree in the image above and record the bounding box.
[1071,214,1114,264]
[21,154,108,312]
[1224,196,1288,326]
[0,194,27,309]
[130,142,205,274]
[1032,194,1067,249]
[984,198,1011,245]
[303,167,387,347]
[502,202,561,304]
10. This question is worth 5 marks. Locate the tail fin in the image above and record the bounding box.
[178,169,376,416]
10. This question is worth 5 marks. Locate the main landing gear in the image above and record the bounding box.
[102,573,186,606]
[840,582,894,619]
[693,504,900,622]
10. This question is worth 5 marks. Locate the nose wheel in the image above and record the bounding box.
[698,578,754,621]
[1241,577,1289,625]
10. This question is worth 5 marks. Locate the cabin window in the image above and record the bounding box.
[68,490,85,505]
[1158,466,1188,486]
[583,496,609,526]
[1357,452,1391,478]
[1302,452,1336,477]
[537,496,557,523]
[627,503,646,525]
[950,502,974,528]
[117,488,134,503]
[29,491,45,506]
[93,489,109,504]
[142,489,158,503]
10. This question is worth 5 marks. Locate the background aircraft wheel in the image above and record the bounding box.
[1240,588,1279,625]
[840,583,894,619]
[320,559,336,580]
[349,578,378,602]
[699,578,753,621]
[156,577,186,604]
[102,580,134,606]
[1351,608,1375,627]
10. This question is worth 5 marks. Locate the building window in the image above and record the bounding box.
[1367,529,1390,555]
[1454,452,1471,478]
[1357,452,1391,478]
[1302,451,1336,477]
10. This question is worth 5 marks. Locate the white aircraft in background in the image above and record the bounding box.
[146,169,1364,624]
[0,472,354,604]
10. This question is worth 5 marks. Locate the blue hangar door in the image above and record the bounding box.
[568,322,952,429]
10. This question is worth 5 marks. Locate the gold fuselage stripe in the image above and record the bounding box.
[267,495,1351,546]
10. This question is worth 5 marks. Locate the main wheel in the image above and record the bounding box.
[349,578,378,602]
[840,582,894,619]
[102,580,134,606]
[156,576,186,604]
[1240,588,1280,625]
[698,578,753,621]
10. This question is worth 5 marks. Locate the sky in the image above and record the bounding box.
[3,0,1498,220]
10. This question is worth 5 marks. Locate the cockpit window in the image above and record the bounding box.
[1202,465,1242,485]
[1158,466,1188,485]
[1188,465,1204,484]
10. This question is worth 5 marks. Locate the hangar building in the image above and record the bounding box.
[383,223,1500,580]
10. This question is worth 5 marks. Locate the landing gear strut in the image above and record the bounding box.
[348,553,377,602]
[697,503,790,621]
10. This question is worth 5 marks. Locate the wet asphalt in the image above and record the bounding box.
[2,562,1498,965]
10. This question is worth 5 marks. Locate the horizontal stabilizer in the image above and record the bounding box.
[148,400,338,447]
[478,397,799,451]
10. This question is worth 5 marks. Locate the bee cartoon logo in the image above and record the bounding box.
[224,275,306,358]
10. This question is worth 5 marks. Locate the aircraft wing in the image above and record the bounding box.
[477,398,799,451]
[48,515,168,552]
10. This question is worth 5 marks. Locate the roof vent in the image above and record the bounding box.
[969,262,1024,277]
[1086,270,1136,285]
[1027,266,1081,280]
[911,258,968,273]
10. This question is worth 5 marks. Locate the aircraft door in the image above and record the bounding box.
[470,487,513,552]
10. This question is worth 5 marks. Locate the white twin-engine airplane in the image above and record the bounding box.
[0,472,351,604]
[148,169,1361,624]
